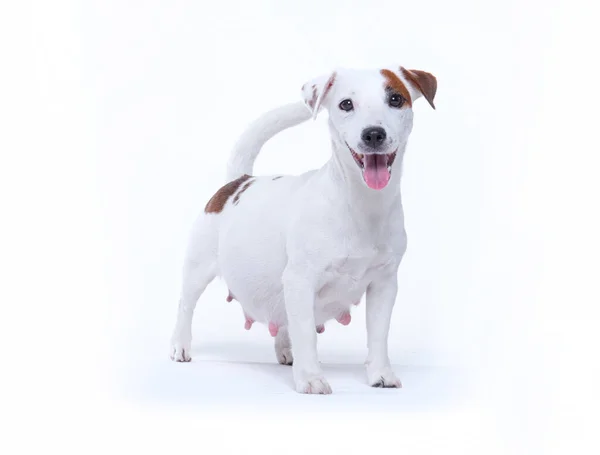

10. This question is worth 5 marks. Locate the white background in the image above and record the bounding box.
[2,0,599,454]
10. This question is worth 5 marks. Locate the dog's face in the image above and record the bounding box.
[302,67,436,190]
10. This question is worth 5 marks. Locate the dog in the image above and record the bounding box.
[170,66,437,394]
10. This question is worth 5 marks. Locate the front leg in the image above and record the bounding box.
[282,265,332,394]
[365,270,402,388]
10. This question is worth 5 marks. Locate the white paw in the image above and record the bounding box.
[367,365,402,388]
[170,337,192,362]
[276,346,294,365]
[294,374,332,394]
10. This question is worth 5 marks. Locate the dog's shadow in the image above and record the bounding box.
[159,341,464,410]
[193,340,369,390]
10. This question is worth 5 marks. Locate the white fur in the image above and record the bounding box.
[170,67,435,394]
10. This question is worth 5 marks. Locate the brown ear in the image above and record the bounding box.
[401,67,437,109]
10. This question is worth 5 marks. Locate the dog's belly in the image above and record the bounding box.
[222,241,393,327]
[219,239,288,326]
[226,272,369,328]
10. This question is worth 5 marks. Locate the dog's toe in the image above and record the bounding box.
[276,347,294,365]
[170,341,192,362]
[367,366,401,388]
[371,377,401,388]
[295,376,332,394]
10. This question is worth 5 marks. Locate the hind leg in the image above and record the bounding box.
[170,215,218,362]
[274,326,293,365]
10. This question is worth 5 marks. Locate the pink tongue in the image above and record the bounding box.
[363,154,390,190]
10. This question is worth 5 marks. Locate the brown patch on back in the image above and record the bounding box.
[380,69,412,107]
[233,179,255,205]
[400,67,437,109]
[204,174,252,213]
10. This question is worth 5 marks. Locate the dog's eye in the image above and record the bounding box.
[388,93,405,108]
[339,99,354,112]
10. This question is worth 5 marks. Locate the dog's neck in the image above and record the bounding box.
[324,140,404,217]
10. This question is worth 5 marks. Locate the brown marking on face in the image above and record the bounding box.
[232,179,255,205]
[272,176,284,181]
[400,67,437,109]
[204,174,252,213]
[380,69,412,107]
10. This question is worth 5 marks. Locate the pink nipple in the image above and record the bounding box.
[268,322,279,337]
[244,314,254,330]
[336,312,351,326]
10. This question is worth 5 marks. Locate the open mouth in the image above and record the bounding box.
[347,143,397,190]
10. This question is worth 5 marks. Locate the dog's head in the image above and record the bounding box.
[302,67,436,190]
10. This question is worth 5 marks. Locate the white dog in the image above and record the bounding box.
[170,66,437,394]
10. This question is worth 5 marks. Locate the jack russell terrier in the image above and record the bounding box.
[170,66,437,394]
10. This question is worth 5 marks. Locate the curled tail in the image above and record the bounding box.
[226,101,311,181]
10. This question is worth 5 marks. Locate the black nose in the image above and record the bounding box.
[361,126,387,148]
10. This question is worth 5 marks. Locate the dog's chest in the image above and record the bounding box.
[316,246,395,304]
